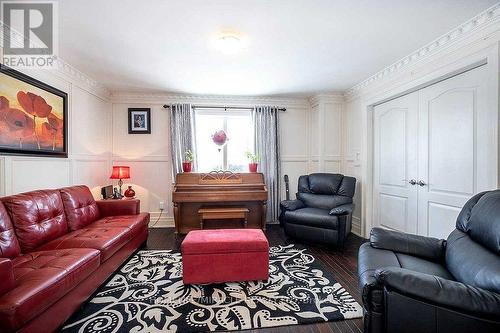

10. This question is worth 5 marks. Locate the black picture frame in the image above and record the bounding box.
[0,64,68,158]
[128,108,151,134]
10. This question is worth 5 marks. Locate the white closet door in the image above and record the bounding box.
[417,65,496,238]
[373,92,419,233]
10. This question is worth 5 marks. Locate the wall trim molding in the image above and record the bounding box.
[309,93,345,106]
[149,213,174,228]
[344,3,500,100]
[112,155,170,162]
[54,58,111,99]
[110,92,311,107]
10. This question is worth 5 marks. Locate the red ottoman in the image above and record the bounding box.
[181,229,269,284]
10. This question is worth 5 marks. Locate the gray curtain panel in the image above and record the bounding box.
[253,105,281,222]
[169,103,195,178]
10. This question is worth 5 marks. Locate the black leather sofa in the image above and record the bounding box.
[279,173,356,248]
[358,190,500,333]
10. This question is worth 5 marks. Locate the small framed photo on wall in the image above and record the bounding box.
[128,108,151,134]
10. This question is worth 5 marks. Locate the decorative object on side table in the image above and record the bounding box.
[245,150,259,172]
[182,149,194,172]
[0,64,68,157]
[128,108,151,134]
[110,165,130,199]
[124,186,136,199]
[101,185,114,199]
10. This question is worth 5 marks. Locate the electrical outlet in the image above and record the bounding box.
[159,201,165,210]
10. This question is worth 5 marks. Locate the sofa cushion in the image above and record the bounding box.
[284,207,339,229]
[60,185,100,231]
[86,213,149,235]
[466,190,500,254]
[0,201,20,258]
[358,242,456,315]
[395,253,454,280]
[36,226,132,262]
[2,190,68,253]
[0,248,100,332]
[446,229,500,294]
[0,258,15,296]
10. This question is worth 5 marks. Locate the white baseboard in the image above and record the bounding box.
[148,211,174,228]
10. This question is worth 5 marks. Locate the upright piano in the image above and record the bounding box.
[172,171,268,234]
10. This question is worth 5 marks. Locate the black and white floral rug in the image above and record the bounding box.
[62,245,363,332]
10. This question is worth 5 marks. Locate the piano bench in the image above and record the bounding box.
[181,229,269,284]
[198,207,250,229]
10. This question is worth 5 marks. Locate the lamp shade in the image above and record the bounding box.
[110,166,130,179]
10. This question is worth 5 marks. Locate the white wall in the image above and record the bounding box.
[109,93,365,234]
[342,6,500,237]
[110,94,313,227]
[0,63,112,199]
[307,94,362,235]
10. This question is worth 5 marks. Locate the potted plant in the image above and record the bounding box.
[182,150,194,172]
[245,151,259,173]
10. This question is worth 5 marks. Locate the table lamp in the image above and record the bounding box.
[110,166,130,198]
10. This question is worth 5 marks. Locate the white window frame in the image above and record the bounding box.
[194,108,254,172]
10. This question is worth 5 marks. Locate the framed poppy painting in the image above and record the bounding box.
[0,65,68,157]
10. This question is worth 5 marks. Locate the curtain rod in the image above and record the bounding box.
[162,104,286,112]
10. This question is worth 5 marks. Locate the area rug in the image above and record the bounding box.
[62,245,363,332]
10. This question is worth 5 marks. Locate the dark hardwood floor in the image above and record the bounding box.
[146,225,366,333]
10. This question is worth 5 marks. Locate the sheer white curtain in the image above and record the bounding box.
[253,106,281,222]
[169,103,195,178]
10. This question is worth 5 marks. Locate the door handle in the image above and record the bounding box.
[417,180,426,186]
[408,179,417,185]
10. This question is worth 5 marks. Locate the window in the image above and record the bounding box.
[195,109,254,172]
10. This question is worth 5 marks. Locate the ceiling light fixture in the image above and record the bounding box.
[213,31,247,54]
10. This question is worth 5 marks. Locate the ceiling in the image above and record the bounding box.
[59,0,497,96]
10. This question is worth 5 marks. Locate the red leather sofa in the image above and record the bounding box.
[0,185,150,333]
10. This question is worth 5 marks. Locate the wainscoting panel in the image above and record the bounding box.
[112,104,170,159]
[309,106,320,157]
[324,159,342,173]
[112,158,171,215]
[279,107,308,158]
[11,158,71,193]
[281,160,308,199]
[323,103,342,157]
[73,158,109,198]
[71,86,112,156]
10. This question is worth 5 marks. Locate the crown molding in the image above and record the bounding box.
[345,3,500,100]
[0,22,111,100]
[54,58,111,99]
[109,92,311,107]
[308,93,345,106]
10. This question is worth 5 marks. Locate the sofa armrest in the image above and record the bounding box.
[370,227,446,261]
[0,258,15,296]
[329,203,353,215]
[375,267,500,319]
[280,199,305,211]
[96,199,140,217]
